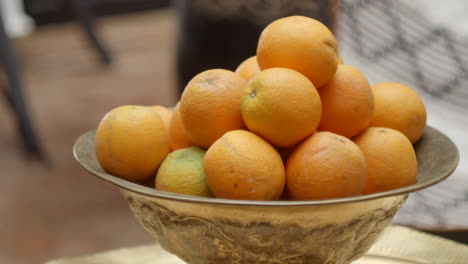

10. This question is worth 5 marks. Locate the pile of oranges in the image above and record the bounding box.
[94,16,426,201]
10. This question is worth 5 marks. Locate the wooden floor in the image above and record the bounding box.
[1,9,178,264]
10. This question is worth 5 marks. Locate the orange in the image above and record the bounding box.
[169,103,193,151]
[180,69,247,148]
[235,56,260,81]
[318,64,374,138]
[256,15,339,87]
[155,147,212,197]
[150,105,172,135]
[204,130,285,200]
[95,105,170,182]
[241,68,322,147]
[286,131,366,200]
[370,82,427,143]
[354,127,418,194]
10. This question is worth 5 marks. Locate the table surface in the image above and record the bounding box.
[46,225,468,264]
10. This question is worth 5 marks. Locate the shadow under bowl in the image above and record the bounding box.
[73,126,458,264]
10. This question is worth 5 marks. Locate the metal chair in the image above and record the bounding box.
[0,12,44,159]
[0,0,113,162]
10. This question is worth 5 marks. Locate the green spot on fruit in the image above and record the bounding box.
[250,90,257,98]
[335,137,345,144]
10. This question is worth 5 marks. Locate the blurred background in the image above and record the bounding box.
[1,0,467,263]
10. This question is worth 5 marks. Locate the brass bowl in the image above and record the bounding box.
[73,126,458,264]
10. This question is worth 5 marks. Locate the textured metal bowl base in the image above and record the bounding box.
[123,191,407,264]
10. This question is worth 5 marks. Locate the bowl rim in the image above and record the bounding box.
[73,126,459,207]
